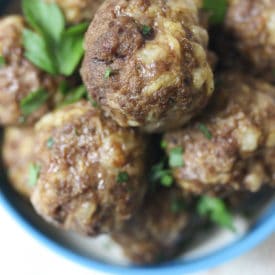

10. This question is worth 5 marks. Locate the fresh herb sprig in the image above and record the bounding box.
[28,163,41,187]
[20,88,49,116]
[203,0,228,24]
[22,0,88,76]
[197,196,235,230]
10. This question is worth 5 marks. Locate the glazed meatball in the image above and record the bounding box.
[2,127,35,198]
[31,100,148,235]
[0,16,58,126]
[81,0,214,132]
[163,73,275,196]
[226,0,275,71]
[46,0,104,24]
[112,188,200,264]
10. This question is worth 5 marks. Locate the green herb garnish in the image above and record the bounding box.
[59,85,87,106]
[0,55,6,68]
[28,163,41,187]
[22,0,88,76]
[47,137,54,149]
[104,67,113,79]
[160,140,167,149]
[116,172,129,183]
[171,198,185,213]
[20,88,49,116]
[169,147,184,168]
[141,25,152,36]
[197,123,212,140]
[203,0,228,24]
[149,162,173,187]
[197,196,235,230]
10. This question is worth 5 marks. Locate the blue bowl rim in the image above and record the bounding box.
[0,191,274,275]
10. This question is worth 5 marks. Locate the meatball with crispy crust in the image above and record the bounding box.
[81,0,214,132]
[112,188,200,264]
[46,0,104,24]
[2,127,35,198]
[226,0,275,71]
[163,73,275,196]
[31,100,148,235]
[0,16,58,126]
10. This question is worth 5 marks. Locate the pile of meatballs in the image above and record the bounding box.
[1,0,275,265]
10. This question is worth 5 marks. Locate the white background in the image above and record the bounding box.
[0,204,274,275]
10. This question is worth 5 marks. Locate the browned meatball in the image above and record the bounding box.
[2,127,35,198]
[46,0,104,24]
[163,73,275,196]
[81,0,214,132]
[112,188,199,264]
[0,16,58,126]
[226,0,275,71]
[31,100,148,235]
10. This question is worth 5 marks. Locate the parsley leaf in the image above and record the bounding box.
[57,25,86,76]
[23,29,57,74]
[141,25,152,36]
[116,172,129,183]
[197,123,212,140]
[22,0,88,76]
[160,140,167,149]
[149,162,173,187]
[22,0,65,42]
[104,67,113,79]
[169,147,184,167]
[0,55,5,68]
[47,137,54,149]
[20,88,49,116]
[203,0,228,24]
[197,196,235,230]
[28,163,41,187]
[59,85,87,106]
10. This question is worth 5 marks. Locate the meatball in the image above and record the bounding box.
[163,73,275,196]
[112,188,200,264]
[46,0,104,24]
[31,100,148,235]
[226,0,275,71]
[2,127,35,198]
[81,0,214,132]
[0,16,58,126]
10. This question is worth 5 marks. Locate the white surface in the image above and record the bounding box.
[0,204,274,275]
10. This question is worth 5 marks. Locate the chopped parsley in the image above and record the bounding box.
[116,172,129,183]
[203,0,228,24]
[149,162,173,187]
[169,147,184,168]
[197,196,235,231]
[22,0,88,76]
[171,198,185,213]
[59,85,87,106]
[0,55,5,68]
[20,88,49,116]
[28,163,41,187]
[141,25,152,36]
[197,123,212,140]
[47,137,54,149]
[104,67,113,79]
[160,140,167,149]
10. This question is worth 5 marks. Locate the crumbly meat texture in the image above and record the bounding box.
[2,127,35,198]
[31,101,148,235]
[225,0,275,71]
[0,16,58,126]
[46,0,104,23]
[81,0,214,132]
[112,188,199,264]
[164,73,275,196]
